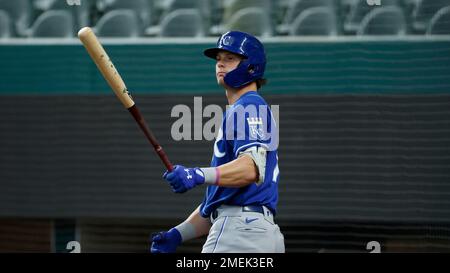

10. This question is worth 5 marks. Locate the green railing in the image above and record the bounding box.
[1,40,449,94]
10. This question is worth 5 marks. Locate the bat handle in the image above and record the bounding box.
[155,146,174,172]
[127,105,174,172]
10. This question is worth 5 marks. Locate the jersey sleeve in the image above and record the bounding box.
[225,102,278,158]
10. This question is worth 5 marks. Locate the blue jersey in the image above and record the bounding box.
[200,91,280,217]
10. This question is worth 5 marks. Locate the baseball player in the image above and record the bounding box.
[150,31,285,253]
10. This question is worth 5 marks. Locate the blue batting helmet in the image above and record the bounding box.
[204,31,266,89]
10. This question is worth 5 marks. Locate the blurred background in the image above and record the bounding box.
[0,0,450,253]
[1,0,450,38]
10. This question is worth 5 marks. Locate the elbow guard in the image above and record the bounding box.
[238,146,267,185]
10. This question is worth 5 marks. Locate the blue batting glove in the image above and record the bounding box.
[163,165,205,193]
[150,228,182,253]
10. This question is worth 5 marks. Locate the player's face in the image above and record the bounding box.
[215,51,243,86]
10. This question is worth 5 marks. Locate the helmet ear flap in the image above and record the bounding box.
[248,64,255,74]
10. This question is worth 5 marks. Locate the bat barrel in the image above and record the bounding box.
[78,27,135,109]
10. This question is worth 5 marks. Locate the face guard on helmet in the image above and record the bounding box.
[204,31,266,89]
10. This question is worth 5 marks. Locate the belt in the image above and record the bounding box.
[242,205,265,214]
[211,205,268,221]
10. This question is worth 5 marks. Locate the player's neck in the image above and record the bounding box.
[225,82,258,105]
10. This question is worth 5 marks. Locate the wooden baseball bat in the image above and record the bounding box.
[78,27,173,172]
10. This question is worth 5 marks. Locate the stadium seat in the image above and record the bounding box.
[29,10,74,37]
[95,9,141,37]
[146,0,210,36]
[412,0,449,32]
[97,0,152,29]
[159,9,205,37]
[0,0,31,37]
[209,0,271,36]
[96,0,115,11]
[402,0,421,15]
[289,7,338,36]
[278,0,335,34]
[225,7,273,37]
[344,0,399,33]
[33,0,54,10]
[166,0,210,24]
[357,6,406,35]
[0,9,11,38]
[222,0,271,24]
[426,6,450,35]
[165,0,208,13]
[33,0,92,33]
